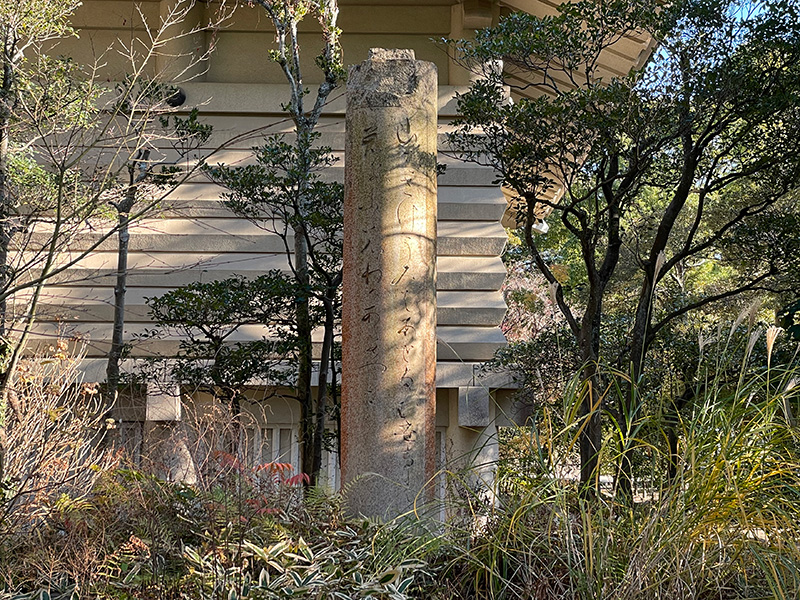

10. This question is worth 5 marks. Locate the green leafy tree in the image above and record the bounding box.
[0,0,231,487]
[0,0,82,334]
[448,0,800,496]
[208,0,344,486]
[143,273,299,429]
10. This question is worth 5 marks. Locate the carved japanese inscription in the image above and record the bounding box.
[341,48,438,519]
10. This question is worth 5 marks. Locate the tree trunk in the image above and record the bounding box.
[0,53,14,342]
[578,340,603,498]
[294,126,323,486]
[331,319,340,468]
[0,76,10,488]
[294,232,315,482]
[107,157,145,405]
[310,296,335,486]
[106,208,132,404]
[0,114,9,341]
[207,349,242,455]
[0,49,17,486]
[618,275,655,501]
[229,392,242,456]
[255,0,342,487]
[576,279,604,498]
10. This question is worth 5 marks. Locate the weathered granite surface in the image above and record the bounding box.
[341,48,438,519]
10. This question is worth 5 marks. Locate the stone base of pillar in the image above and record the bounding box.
[142,420,198,484]
[141,383,198,483]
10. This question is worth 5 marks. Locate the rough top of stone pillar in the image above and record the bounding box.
[368,48,415,61]
[348,48,437,109]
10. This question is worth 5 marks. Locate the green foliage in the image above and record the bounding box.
[778,299,800,341]
[182,529,426,600]
[3,54,107,224]
[490,233,581,408]
[3,328,800,599]
[207,116,344,483]
[5,150,59,214]
[15,55,104,140]
[159,109,213,156]
[443,328,800,599]
[0,0,80,48]
[207,133,343,280]
[1,451,440,600]
[142,273,300,403]
[450,0,800,347]
[448,0,800,490]
[465,0,667,69]
[252,0,346,90]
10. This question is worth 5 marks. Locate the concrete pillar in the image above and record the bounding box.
[142,383,198,483]
[445,388,499,516]
[449,0,499,86]
[341,48,438,519]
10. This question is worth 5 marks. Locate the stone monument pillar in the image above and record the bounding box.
[341,48,438,519]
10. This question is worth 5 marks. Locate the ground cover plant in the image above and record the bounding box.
[1,323,798,599]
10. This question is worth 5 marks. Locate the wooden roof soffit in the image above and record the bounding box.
[495,0,657,101]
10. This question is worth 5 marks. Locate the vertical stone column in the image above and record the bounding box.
[342,48,438,519]
[143,383,198,484]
